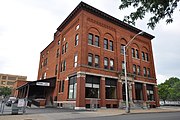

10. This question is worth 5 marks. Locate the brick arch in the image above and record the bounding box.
[88,27,101,36]
[120,38,127,45]
[104,33,114,40]
[132,43,140,49]
[142,46,149,52]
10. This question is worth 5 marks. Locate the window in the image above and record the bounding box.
[61,80,64,92]
[56,49,59,58]
[132,48,135,58]
[75,34,79,46]
[61,60,66,72]
[95,55,100,68]
[55,64,58,75]
[137,65,140,75]
[58,81,61,93]
[2,76,7,80]
[104,57,108,69]
[74,53,78,67]
[65,42,68,53]
[44,58,48,66]
[95,35,99,47]
[142,52,145,60]
[76,24,79,30]
[135,83,143,100]
[62,45,65,54]
[85,75,100,98]
[88,53,93,66]
[104,38,108,49]
[58,40,60,45]
[136,49,139,58]
[121,44,125,54]
[133,64,136,74]
[147,84,154,101]
[110,59,114,70]
[42,72,46,79]
[88,33,93,45]
[105,78,117,99]
[68,76,77,99]
[109,41,113,51]
[147,68,150,77]
[143,67,147,76]
[145,53,149,61]
[122,61,125,72]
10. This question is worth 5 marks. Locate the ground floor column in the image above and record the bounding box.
[131,82,136,101]
[100,77,106,108]
[143,83,148,107]
[75,73,86,110]
[154,85,160,107]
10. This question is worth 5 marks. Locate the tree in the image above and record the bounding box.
[119,0,180,30]
[158,77,180,101]
[0,87,11,96]
[158,83,169,103]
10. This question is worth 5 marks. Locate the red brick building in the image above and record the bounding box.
[37,2,159,109]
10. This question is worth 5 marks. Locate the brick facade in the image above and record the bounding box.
[37,2,159,109]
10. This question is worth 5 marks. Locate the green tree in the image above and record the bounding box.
[119,0,180,30]
[158,77,180,101]
[0,87,11,96]
[158,83,169,103]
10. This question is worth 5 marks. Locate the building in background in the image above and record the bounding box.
[0,73,27,89]
[18,2,159,109]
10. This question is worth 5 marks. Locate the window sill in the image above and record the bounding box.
[88,44,100,48]
[104,48,114,52]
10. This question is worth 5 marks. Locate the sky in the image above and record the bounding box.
[0,0,180,84]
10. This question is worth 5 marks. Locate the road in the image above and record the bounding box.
[72,112,180,120]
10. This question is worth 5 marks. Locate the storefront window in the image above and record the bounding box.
[135,82,143,100]
[85,75,100,98]
[147,84,154,101]
[68,76,77,99]
[105,78,117,99]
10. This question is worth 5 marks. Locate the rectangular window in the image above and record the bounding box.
[147,68,150,77]
[104,38,108,49]
[132,48,135,58]
[74,53,78,67]
[135,83,143,100]
[109,40,113,51]
[145,53,149,61]
[65,42,68,53]
[61,60,66,72]
[62,45,65,54]
[110,59,114,70]
[95,35,99,47]
[133,64,136,74]
[105,78,117,99]
[122,61,125,72]
[88,33,93,45]
[104,57,108,69]
[61,80,64,92]
[121,44,125,54]
[143,67,147,76]
[88,53,93,66]
[95,55,99,68]
[56,49,59,58]
[75,34,79,46]
[137,65,140,75]
[68,76,77,99]
[142,52,145,60]
[136,49,139,58]
[147,84,154,101]
[85,75,100,98]
[55,64,58,75]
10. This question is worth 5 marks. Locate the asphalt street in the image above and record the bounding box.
[72,112,180,120]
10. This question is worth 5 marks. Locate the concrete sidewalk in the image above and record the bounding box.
[0,107,180,120]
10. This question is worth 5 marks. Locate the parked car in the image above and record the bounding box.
[6,97,16,107]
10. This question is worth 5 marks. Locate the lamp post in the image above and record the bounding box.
[123,31,144,113]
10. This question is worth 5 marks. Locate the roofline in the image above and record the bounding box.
[57,1,154,39]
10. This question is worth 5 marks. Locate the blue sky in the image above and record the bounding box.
[0,0,180,84]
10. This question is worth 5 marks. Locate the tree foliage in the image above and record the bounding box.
[119,0,180,29]
[158,77,180,101]
[0,87,11,96]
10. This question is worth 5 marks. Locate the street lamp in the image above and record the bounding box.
[123,31,144,113]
